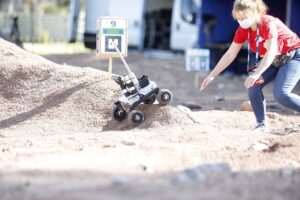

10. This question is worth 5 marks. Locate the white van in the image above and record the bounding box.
[82,0,200,51]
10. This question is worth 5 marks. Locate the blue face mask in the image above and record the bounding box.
[238,18,255,29]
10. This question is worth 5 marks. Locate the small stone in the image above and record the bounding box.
[25,139,33,147]
[121,140,136,146]
[171,162,231,184]
[252,142,269,151]
[280,169,294,177]
[138,164,148,172]
[112,176,132,185]
[214,94,225,101]
[263,143,280,153]
[172,173,192,183]
[183,168,201,181]
[214,106,223,110]
[171,168,205,184]
[198,162,231,173]
[78,147,84,151]
[181,102,202,110]
[2,148,9,152]
[240,101,252,111]
[287,160,300,167]
[102,144,114,148]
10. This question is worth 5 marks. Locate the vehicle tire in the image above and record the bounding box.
[112,105,127,121]
[127,110,145,125]
[144,94,156,104]
[157,89,172,105]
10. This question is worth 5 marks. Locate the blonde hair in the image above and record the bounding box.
[232,0,268,19]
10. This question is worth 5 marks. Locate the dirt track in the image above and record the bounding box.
[0,38,300,200]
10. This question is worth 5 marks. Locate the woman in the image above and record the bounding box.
[200,0,300,132]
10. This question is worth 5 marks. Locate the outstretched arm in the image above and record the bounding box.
[200,42,243,90]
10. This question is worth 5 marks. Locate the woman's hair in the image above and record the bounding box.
[232,0,269,19]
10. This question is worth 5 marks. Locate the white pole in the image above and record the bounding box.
[114,44,132,74]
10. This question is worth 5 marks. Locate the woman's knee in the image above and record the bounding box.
[248,86,262,97]
[273,88,289,103]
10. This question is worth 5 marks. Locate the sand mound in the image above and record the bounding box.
[0,38,193,132]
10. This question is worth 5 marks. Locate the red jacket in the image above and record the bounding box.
[234,15,300,56]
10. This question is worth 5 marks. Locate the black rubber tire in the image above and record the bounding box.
[127,110,145,125]
[144,94,156,104]
[112,105,127,121]
[157,89,172,105]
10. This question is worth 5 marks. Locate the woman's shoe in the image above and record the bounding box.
[252,122,269,133]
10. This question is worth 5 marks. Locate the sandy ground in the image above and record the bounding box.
[0,38,300,200]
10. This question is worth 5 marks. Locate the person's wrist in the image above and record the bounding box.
[249,73,260,78]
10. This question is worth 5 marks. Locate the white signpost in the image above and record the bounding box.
[97,17,128,77]
[185,49,210,88]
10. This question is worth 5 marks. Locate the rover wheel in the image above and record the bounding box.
[157,89,172,105]
[127,110,145,125]
[112,105,127,121]
[144,94,156,104]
